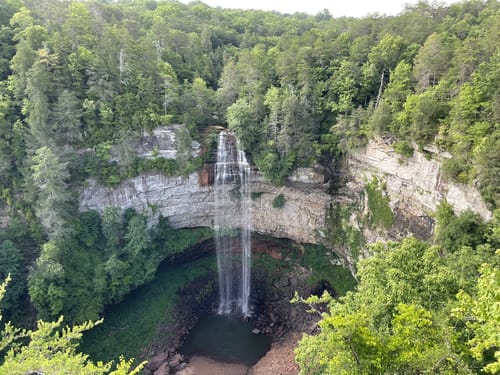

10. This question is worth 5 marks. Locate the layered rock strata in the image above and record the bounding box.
[79,173,331,246]
[348,140,491,222]
[79,127,492,261]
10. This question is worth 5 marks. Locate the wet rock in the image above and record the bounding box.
[146,352,169,371]
[168,353,184,368]
[153,362,170,375]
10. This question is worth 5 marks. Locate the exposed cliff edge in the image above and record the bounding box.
[79,173,330,246]
[348,140,491,222]
[80,173,214,229]
[80,125,331,245]
[78,127,492,264]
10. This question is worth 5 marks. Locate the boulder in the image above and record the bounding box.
[146,352,169,371]
[153,362,170,375]
[168,353,184,368]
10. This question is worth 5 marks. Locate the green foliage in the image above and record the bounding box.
[0,317,145,375]
[454,259,500,374]
[0,1,497,368]
[181,77,216,130]
[393,140,414,157]
[80,151,203,188]
[295,209,499,374]
[413,32,454,91]
[300,244,357,296]
[434,201,486,253]
[80,257,216,363]
[227,98,260,151]
[444,47,500,208]
[28,241,67,320]
[441,157,471,183]
[0,0,496,203]
[255,149,296,185]
[30,146,72,240]
[250,191,263,200]
[272,193,286,208]
[364,177,394,229]
[27,210,213,323]
[396,86,449,145]
[0,216,39,322]
[0,240,23,312]
[0,277,145,374]
[324,202,365,263]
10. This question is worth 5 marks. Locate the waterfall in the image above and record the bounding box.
[215,130,252,316]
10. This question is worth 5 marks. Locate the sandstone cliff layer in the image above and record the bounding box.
[79,173,330,245]
[79,127,492,262]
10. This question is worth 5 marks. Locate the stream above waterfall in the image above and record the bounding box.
[179,314,271,366]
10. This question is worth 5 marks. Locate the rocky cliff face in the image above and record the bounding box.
[78,127,492,265]
[249,179,330,244]
[348,140,491,222]
[80,173,214,229]
[80,125,331,245]
[79,173,330,245]
[343,140,491,247]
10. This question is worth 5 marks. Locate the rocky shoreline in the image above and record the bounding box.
[144,329,305,375]
[142,240,321,375]
[174,330,303,375]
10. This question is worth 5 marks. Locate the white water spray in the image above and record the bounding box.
[215,130,252,316]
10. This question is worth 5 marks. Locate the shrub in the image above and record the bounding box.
[250,192,263,200]
[393,140,414,157]
[272,193,285,208]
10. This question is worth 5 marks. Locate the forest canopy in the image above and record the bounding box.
[0,0,498,373]
[0,0,498,204]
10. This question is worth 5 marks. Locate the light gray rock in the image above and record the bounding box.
[288,167,325,184]
[153,362,170,375]
[79,171,330,246]
[348,139,491,221]
[79,172,214,229]
[137,125,200,160]
[147,352,169,371]
[249,181,330,245]
[78,130,492,268]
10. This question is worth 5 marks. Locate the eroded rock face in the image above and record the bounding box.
[78,128,492,265]
[348,140,492,222]
[80,173,214,229]
[80,124,332,243]
[249,179,330,244]
[136,125,200,160]
[288,167,325,184]
[79,172,330,245]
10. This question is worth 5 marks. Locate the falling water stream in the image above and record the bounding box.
[215,130,252,316]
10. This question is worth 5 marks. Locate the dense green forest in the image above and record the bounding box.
[0,0,498,373]
[294,204,499,374]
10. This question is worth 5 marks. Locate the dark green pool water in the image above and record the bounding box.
[180,314,271,366]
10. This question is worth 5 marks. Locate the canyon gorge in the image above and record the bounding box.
[80,125,491,268]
